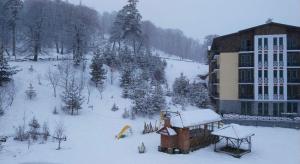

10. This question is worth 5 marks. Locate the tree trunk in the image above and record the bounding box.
[60,42,64,54]
[12,24,16,60]
[55,41,59,54]
[33,44,38,61]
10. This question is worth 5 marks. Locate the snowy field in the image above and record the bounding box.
[0,57,299,164]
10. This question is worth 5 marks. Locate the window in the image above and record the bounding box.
[273,38,278,46]
[274,86,278,94]
[279,103,284,116]
[264,86,268,95]
[279,70,283,78]
[263,103,269,116]
[258,86,263,94]
[241,102,252,115]
[264,70,268,78]
[274,71,278,78]
[264,53,268,62]
[279,38,283,46]
[279,53,283,62]
[273,103,278,116]
[264,38,268,48]
[258,53,262,63]
[258,38,262,47]
[259,71,262,78]
[273,53,278,61]
[279,86,284,95]
[258,103,263,115]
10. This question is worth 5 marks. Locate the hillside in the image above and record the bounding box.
[0,54,299,164]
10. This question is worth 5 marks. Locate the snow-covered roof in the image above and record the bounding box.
[170,109,222,128]
[157,127,177,136]
[212,124,254,139]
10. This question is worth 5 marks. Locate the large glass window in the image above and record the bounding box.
[273,53,278,62]
[274,71,278,78]
[264,86,268,95]
[263,103,269,116]
[274,86,278,94]
[264,38,268,49]
[264,70,268,78]
[279,70,283,78]
[279,38,283,46]
[279,86,284,95]
[264,53,268,62]
[273,38,278,46]
[287,103,298,113]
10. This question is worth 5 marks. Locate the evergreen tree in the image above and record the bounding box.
[90,49,107,87]
[172,73,189,106]
[149,82,166,115]
[28,117,40,140]
[188,82,209,108]
[0,50,17,85]
[61,77,84,115]
[120,64,134,98]
[109,0,143,54]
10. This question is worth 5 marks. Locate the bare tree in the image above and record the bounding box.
[46,68,59,97]
[53,121,66,150]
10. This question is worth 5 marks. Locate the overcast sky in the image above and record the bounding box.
[70,0,300,42]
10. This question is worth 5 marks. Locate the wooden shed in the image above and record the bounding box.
[157,109,222,154]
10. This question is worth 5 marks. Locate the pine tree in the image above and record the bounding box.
[172,73,189,106]
[90,49,107,87]
[28,117,40,140]
[120,64,134,98]
[188,82,209,108]
[109,0,143,53]
[0,50,17,85]
[61,77,84,115]
[149,83,166,114]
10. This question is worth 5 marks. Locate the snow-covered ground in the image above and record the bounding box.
[0,55,299,164]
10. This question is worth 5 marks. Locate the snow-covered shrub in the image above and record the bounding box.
[53,106,59,115]
[28,65,34,72]
[122,108,130,119]
[25,83,37,100]
[138,142,146,153]
[14,125,28,141]
[28,117,40,140]
[111,103,119,112]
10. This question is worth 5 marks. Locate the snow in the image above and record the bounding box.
[0,54,299,164]
[166,128,177,136]
[170,108,222,128]
[212,124,254,139]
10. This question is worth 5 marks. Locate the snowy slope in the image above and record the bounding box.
[0,56,299,164]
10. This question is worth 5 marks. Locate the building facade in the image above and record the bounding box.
[208,22,300,116]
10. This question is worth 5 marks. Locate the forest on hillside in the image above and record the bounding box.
[0,0,217,62]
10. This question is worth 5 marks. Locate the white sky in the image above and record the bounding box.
[70,0,300,41]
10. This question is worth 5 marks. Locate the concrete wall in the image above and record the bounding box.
[219,52,239,100]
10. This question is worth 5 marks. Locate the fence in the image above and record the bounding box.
[222,114,300,129]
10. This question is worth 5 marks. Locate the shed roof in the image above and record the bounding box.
[212,124,254,139]
[157,127,177,136]
[170,109,222,128]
